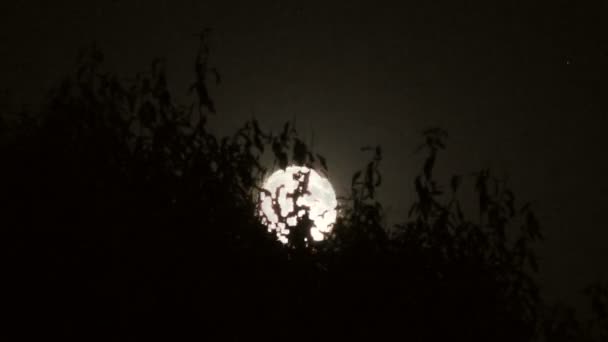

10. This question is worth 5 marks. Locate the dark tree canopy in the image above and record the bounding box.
[2,35,606,341]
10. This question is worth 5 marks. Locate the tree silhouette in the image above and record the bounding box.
[1,33,606,341]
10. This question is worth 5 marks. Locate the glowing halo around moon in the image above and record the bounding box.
[258,165,337,244]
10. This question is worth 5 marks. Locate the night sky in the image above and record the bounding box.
[2,0,607,311]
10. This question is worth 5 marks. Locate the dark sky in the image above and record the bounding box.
[1,0,607,310]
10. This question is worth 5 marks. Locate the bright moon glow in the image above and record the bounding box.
[258,166,337,244]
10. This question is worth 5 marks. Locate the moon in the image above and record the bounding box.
[258,165,337,244]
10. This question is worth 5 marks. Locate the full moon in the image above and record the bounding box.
[258,165,337,244]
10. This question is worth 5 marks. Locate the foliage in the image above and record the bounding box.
[1,34,605,341]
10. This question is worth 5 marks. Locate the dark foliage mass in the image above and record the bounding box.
[2,35,606,341]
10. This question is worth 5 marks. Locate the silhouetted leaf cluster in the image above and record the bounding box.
[1,37,605,341]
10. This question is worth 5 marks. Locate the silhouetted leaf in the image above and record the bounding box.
[352,171,361,187]
[450,175,461,193]
[210,67,221,85]
[423,153,435,180]
[317,154,328,171]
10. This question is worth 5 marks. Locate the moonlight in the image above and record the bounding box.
[258,165,338,244]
